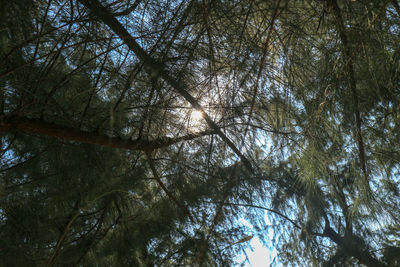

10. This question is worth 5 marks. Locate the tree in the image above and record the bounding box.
[1,0,400,266]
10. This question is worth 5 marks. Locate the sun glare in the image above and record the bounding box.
[188,109,205,131]
[191,109,204,121]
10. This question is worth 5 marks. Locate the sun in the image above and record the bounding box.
[188,109,205,131]
[191,109,204,121]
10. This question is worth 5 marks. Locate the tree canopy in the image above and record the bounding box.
[1,0,400,266]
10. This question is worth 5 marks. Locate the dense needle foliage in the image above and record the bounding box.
[1,0,400,266]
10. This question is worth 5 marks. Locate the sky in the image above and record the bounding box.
[234,215,279,267]
[244,237,274,267]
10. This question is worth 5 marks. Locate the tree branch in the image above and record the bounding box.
[195,164,238,265]
[244,0,282,140]
[321,215,386,267]
[46,205,81,266]
[223,202,302,230]
[0,116,214,152]
[146,153,195,223]
[391,0,400,18]
[111,0,142,17]
[327,0,367,178]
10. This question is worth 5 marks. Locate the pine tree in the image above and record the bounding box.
[1,0,400,266]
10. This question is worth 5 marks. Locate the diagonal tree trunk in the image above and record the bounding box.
[76,0,254,173]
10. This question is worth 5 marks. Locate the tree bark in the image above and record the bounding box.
[0,116,214,151]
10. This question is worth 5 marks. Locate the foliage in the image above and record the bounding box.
[1,0,400,266]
